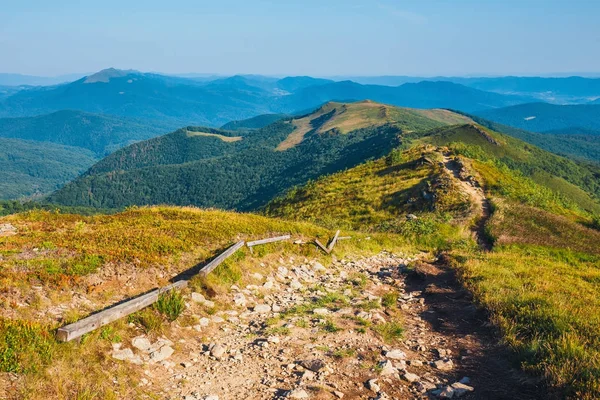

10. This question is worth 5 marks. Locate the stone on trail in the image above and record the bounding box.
[451,382,474,397]
[112,348,143,365]
[403,372,420,382]
[384,349,406,360]
[210,344,226,359]
[299,359,326,372]
[366,378,380,393]
[433,359,454,371]
[131,336,152,352]
[333,391,344,398]
[191,292,206,303]
[253,304,271,313]
[286,388,310,398]
[150,345,174,362]
[378,360,398,376]
[312,308,329,315]
[233,293,246,307]
[290,279,303,290]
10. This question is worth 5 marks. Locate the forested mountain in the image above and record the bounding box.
[0,110,167,155]
[48,101,474,209]
[475,103,600,135]
[0,138,96,200]
[467,116,600,163]
[220,114,288,130]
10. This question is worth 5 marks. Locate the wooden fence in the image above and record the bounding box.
[56,231,343,342]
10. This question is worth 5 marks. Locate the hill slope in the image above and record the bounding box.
[48,102,473,210]
[0,138,97,199]
[265,124,600,398]
[0,110,167,155]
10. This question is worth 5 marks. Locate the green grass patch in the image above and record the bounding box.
[372,322,404,343]
[155,290,185,322]
[0,318,55,373]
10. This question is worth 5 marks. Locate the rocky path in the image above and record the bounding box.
[442,155,492,251]
[112,252,546,400]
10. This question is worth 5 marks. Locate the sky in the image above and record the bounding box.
[1,0,599,77]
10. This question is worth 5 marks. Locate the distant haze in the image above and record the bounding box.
[1,0,599,77]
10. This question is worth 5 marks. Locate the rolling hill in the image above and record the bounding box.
[48,101,474,210]
[0,110,168,156]
[0,138,97,200]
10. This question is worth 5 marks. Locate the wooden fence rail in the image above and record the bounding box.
[56,231,340,342]
[56,241,244,342]
[246,235,291,248]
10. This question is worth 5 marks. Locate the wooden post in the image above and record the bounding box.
[314,239,330,254]
[199,241,245,277]
[327,230,341,252]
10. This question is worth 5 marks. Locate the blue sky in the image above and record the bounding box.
[1,0,599,76]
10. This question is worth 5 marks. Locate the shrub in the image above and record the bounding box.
[155,290,185,322]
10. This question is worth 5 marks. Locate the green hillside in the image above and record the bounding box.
[266,124,600,398]
[0,138,97,200]
[48,102,472,210]
[0,110,167,156]
[467,115,600,163]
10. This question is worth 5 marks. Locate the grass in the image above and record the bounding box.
[382,293,398,308]
[451,198,600,398]
[154,290,185,322]
[372,322,404,343]
[0,318,54,374]
[0,205,412,399]
[265,145,469,250]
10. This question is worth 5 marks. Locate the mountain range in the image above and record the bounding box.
[2,68,600,201]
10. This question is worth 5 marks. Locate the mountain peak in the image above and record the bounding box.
[83,68,138,83]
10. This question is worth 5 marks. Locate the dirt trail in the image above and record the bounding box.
[108,253,548,399]
[442,155,493,251]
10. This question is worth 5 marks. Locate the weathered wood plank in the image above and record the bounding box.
[327,230,341,252]
[246,235,291,247]
[57,288,161,342]
[56,242,243,342]
[314,239,330,254]
[199,241,245,277]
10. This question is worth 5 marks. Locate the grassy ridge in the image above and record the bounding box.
[266,124,600,397]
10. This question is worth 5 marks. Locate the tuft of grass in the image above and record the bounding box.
[373,322,404,343]
[321,320,342,333]
[155,290,185,322]
[382,293,398,308]
[333,348,356,359]
[128,309,163,334]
